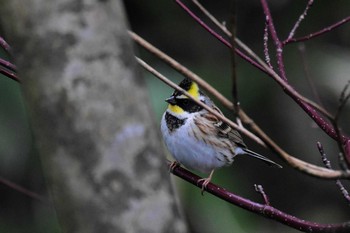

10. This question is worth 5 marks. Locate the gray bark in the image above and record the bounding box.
[0,1,187,233]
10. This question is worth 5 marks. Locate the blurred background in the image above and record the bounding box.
[1,0,350,232]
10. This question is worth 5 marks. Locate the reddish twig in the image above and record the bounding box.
[170,161,350,232]
[254,184,270,206]
[286,0,314,41]
[0,176,47,203]
[0,37,19,82]
[263,16,273,69]
[298,44,324,107]
[284,16,350,45]
[317,142,350,204]
[0,66,20,83]
[175,0,267,74]
[260,0,287,80]
[0,36,11,54]
[0,58,17,72]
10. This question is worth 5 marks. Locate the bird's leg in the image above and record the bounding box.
[197,170,215,195]
[169,161,180,172]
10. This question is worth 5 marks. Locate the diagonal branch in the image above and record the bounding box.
[175,0,350,164]
[170,161,350,233]
[0,65,20,83]
[286,0,314,41]
[0,36,11,54]
[130,31,350,180]
[135,56,265,146]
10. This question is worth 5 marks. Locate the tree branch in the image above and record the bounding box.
[175,0,350,165]
[284,16,350,45]
[0,36,11,54]
[130,31,350,180]
[169,161,350,233]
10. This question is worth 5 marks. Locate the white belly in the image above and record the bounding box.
[161,114,227,174]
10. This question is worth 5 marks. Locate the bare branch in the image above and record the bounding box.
[176,0,348,148]
[263,16,273,69]
[0,176,47,203]
[0,36,11,54]
[284,16,350,45]
[254,184,270,206]
[317,142,350,204]
[298,44,324,107]
[175,0,267,74]
[131,32,350,179]
[287,0,314,41]
[135,56,265,146]
[170,161,350,232]
[260,0,287,80]
[0,65,20,83]
[0,58,17,72]
[129,31,234,110]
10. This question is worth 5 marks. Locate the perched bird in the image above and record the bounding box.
[161,78,282,193]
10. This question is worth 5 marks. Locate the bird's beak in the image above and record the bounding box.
[165,96,177,105]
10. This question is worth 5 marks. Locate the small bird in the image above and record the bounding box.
[161,78,282,193]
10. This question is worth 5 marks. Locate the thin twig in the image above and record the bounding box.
[0,58,17,72]
[254,184,270,205]
[287,0,314,41]
[298,44,324,107]
[0,176,47,203]
[170,161,350,232]
[263,16,273,69]
[260,0,287,80]
[0,66,20,83]
[284,16,350,45]
[229,1,239,112]
[191,0,231,37]
[0,36,11,54]
[135,56,265,146]
[332,81,350,168]
[129,31,234,110]
[317,142,350,204]
[175,0,267,74]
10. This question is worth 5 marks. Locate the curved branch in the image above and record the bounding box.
[170,162,350,233]
[130,31,350,179]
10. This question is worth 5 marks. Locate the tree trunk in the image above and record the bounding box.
[0,1,187,232]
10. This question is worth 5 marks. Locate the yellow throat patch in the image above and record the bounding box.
[167,82,200,114]
[168,104,184,114]
[187,82,200,99]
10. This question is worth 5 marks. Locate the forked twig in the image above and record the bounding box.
[284,16,350,45]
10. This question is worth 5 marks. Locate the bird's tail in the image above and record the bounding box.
[242,148,282,168]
